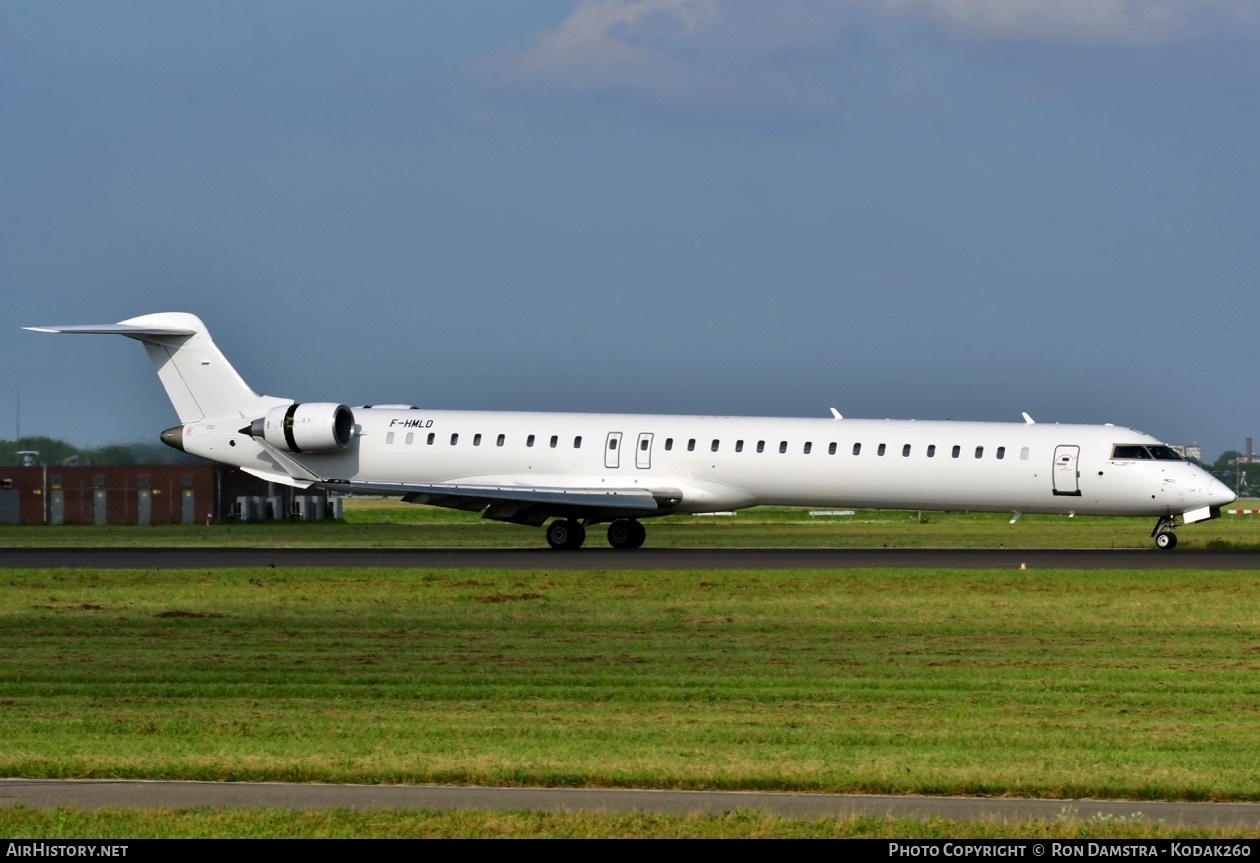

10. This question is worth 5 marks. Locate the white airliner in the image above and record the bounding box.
[28,313,1235,550]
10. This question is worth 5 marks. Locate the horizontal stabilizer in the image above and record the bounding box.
[25,312,283,424]
[23,324,197,337]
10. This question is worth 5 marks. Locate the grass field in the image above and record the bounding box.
[3,506,1258,838]
[1,499,1258,548]
[2,566,1258,802]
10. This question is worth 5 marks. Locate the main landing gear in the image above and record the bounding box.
[545,519,586,550]
[545,518,646,550]
[606,519,646,549]
[1151,515,1178,550]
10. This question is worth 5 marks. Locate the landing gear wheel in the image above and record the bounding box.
[546,519,586,550]
[1155,532,1178,550]
[607,519,647,549]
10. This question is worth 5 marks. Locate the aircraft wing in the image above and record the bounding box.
[314,479,667,526]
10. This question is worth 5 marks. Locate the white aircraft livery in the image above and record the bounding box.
[28,313,1235,550]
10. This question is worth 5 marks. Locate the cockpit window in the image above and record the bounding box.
[1112,444,1183,461]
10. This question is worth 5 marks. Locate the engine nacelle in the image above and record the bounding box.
[249,403,355,453]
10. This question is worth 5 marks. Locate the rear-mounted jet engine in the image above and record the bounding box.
[241,403,356,453]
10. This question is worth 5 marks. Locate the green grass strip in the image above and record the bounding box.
[1,500,1258,547]
[1,567,1258,800]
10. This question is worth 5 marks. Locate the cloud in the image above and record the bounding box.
[887,0,1259,46]
[484,0,1259,120]
[483,0,843,121]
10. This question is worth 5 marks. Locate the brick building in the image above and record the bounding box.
[0,464,340,526]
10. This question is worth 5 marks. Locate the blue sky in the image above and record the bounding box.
[2,0,1257,459]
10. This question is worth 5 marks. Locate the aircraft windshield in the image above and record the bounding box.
[1112,444,1184,461]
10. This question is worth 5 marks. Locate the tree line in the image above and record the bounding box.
[1209,451,1259,499]
[0,436,196,467]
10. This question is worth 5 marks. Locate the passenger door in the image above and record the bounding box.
[635,433,654,469]
[604,432,623,469]
[1052,445,1081,496]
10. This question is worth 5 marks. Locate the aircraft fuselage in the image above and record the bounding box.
[180,408,1227,519]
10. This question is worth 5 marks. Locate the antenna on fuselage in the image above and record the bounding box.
[829,407,843,419]
[1021,412,1035,424]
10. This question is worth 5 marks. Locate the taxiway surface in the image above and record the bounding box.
[4,779,1260,828]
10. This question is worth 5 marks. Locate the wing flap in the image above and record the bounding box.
[316,479,662,525]
[320,479,660,510]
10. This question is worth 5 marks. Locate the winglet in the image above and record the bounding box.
[1021,412,1035,424]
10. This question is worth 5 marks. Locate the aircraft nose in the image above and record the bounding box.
[1208,479,1237,508]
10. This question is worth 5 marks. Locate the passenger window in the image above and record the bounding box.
[474,434,482,446]
[609,438,618,450]
[996,446,1005,460]
[711,439,720,452]
[688,439,696,452]
[902,444,911,457]
[735,440,744,453]
[878,444,886,456]
[665,438,673,451]
[803,442,812,454]
[828,442,836,455]
[853,443,861,455]
[528,434,536,447]
[779,441,787,454]
[952,445,960,458]
[386,431,395,444]
[574,436,582,448]
[497,434,505,447]
[757,441,765,453]
[427,432,435,445]
[1020,447,1029,460]
[451,433,459,446]
[927,445,936,458]
[550,435,558,448]
[405,432,414,445]
[975,446,984,459]
[641,439,649,451]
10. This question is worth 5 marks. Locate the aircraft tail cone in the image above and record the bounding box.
[160,425,185,452]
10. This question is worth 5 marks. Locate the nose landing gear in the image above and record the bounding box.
[1151,515,1178,550]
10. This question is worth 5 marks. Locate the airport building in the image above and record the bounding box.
[0,464,342,526]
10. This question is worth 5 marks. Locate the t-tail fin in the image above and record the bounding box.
[25,312,284,424]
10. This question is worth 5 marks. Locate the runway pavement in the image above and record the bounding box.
[4,779,1260,827]
[2,546,1259,569]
